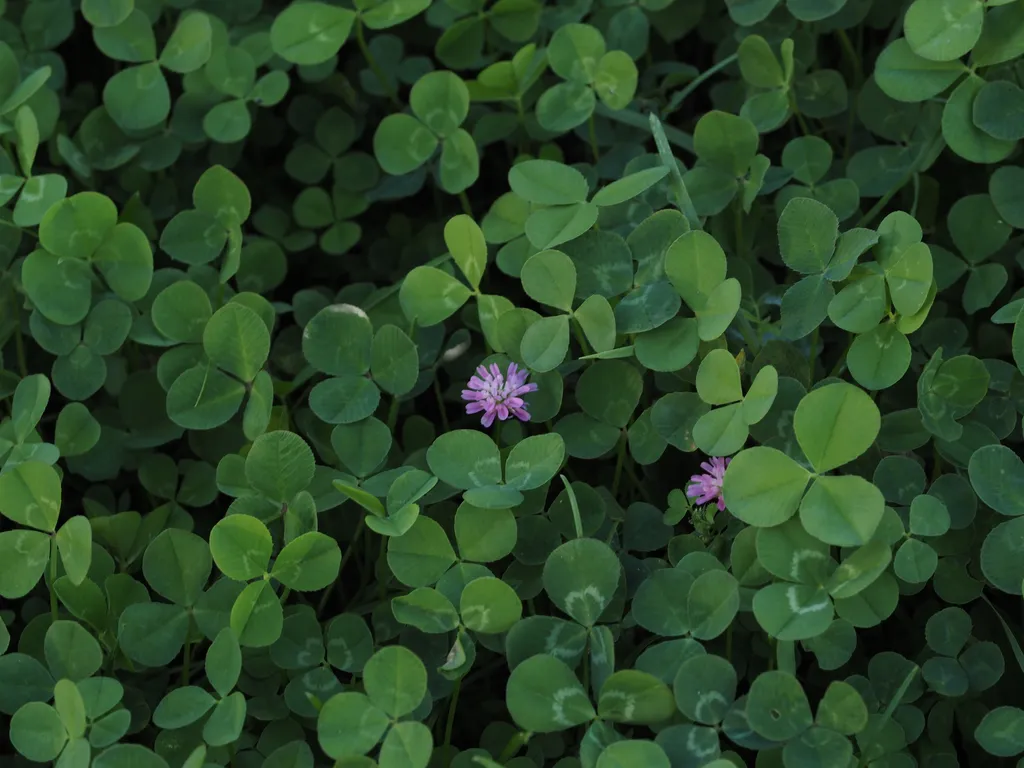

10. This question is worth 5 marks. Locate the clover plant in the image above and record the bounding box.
[3,0,1024,767]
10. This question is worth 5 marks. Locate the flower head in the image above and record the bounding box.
[461,362,538,428]
[686,456,730,512]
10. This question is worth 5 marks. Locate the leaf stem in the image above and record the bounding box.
[649,113,701,229]
[355,20,401,108]
[571,317,593,357]
[514,97,527,153]
[318,517,367,616]
[735,311,761,355]
[663,53,739,116]
[855,666,919,768]
[828,336,853,378]
[497,732,529,762]
[386,394,400,432]
[376,536,388,600]
[624,462,653,504]
[982,595,1024,674]
[560,475,583,538]
[734,197,745,257]
[788,91,812,136]
[808,325,819,382]
[594,103,695,153]
[856,135,945,228]
[49,535,57,621]
[611,430,627,499]
[458,191,472,217]
[587,112,601,163]
[181,638,190,687]
[443,676,461,764]
[10,282,26,377]
[433,375,450,433]
[837,29,862,162]
[931,446,943,483]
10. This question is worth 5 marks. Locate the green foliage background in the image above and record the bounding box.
[3,0,1024,766]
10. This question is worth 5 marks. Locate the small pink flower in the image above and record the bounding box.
[461,362,538,428]
[686,456,730,512]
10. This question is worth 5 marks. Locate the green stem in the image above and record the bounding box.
[788,91,812,136]
[560,475,584,538]
[331,73,363,113]
[10,282,26,377]
[571,318,593,357]
[386,394,400,432]
[317,516,365,616]
[604,520,620,547]
[842,100,856,164]
[514,97,527,153]
[624,462,653,504]
[663,53,739,116]
[181,638,190,687]
[828,336,853,378]
[734,197,745,258]
[808,325,819,383]
[376,536,388,600]
[493,418,502,449]
[594,103,695,154]
[356,20,401,108]
[443,677,462,764]
[587,112,601,163]
[856,135,946,228]
[855,666,919,768]
[836,29,863,86]
[497,732,529,763]
[622,635,657,669]
[611,431,627,499]
[49,535,57,621]
[458,191,473,217]
[433,375,450,433]
[649,113,701,229]
[735,310,761,354]
[836,30,862,163]
[622,450,637,504]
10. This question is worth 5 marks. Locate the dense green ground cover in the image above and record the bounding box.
[4,0,1024,766]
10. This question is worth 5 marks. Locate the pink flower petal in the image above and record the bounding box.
[462,361,539,430]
